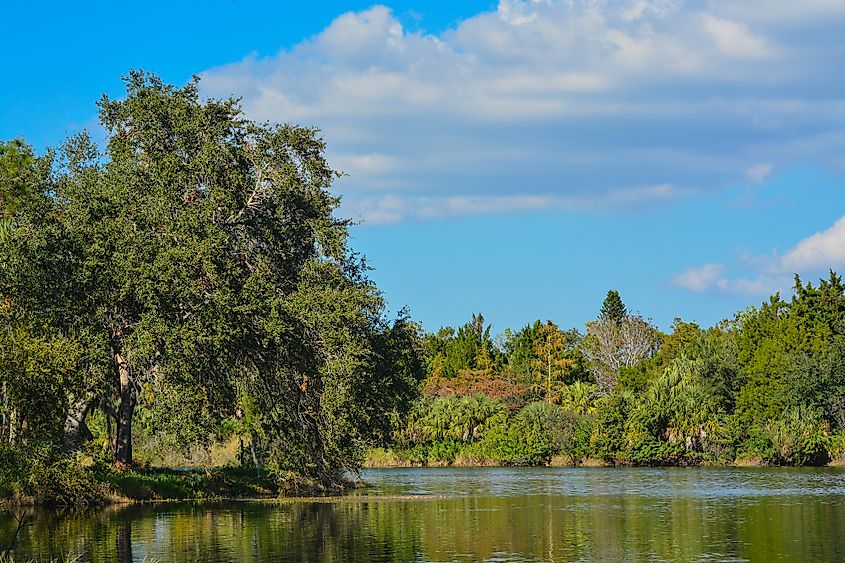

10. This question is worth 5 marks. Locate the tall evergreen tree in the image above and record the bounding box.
[601,290,627,324]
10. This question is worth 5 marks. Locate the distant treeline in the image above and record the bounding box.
[375,277,845,467]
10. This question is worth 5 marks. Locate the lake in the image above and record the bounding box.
[3,467,845,561]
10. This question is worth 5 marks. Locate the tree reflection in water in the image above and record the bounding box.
[3,468,845,561]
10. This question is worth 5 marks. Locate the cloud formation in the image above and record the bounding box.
[672,263,725,293]
[781,214,845,272]
[201,0,845,223]
[673,213,845,296]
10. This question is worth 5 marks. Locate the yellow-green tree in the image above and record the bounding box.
[530,322,574,403]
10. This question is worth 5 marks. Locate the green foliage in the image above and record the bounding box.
[529,322,589,402]
[481,425,549,466]
[589,390,634,462]
[501,321,589,387]
[0,326,82,446]
[100,466,279,500]
[378,274,843,469]
[556,410,594,464]
[625,435,685,465]
[617,360,656,393]
[600,290,627,324]
[501,322,542,379]
[0,445,27,499]
[0,71,424,489]
[736,273,845,427]
[658,319,703,367]
[405,394,507,445]
[745,409,831,466]
[559,381,596,414]
[0,445,108,505]
[423,314,501,380]
[0,139,37,226]
[625,354,724,462]
[26,456,109,506]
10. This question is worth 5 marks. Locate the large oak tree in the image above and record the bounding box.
[0,72,423,485]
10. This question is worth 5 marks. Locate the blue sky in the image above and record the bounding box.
[2,0,843,335]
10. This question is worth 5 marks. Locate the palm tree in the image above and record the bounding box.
[644,354,722,451]
[560,381,597,415]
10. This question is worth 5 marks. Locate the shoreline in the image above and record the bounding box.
[6,460,845,510]
[5,461,845,508]
[363,453,845,469]
[0,466,361,508]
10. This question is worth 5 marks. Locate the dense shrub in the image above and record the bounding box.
[0,445,108,505]
[589,391,633,462]
[762,409,830,466]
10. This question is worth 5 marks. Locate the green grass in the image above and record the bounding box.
[2,461,359,506]
[100,467,278,501]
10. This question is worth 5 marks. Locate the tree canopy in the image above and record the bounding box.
[0,71,424,487]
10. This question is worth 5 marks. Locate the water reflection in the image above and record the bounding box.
[3,468,845,561]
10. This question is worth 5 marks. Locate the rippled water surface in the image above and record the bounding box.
[4,467,845,561]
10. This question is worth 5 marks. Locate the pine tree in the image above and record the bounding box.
[601,290,627,324]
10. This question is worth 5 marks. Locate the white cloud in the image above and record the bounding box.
[781,214,845,271]
[745,163,773,183]
[354,194,408,225]
[201,0,845,223]
[674,213,845,296]
[332,153,400,175]
[672,263,725,292]
[708,0,845,26]
[349,183,682,224]
[700,14,772,59]
[725,276,782,295]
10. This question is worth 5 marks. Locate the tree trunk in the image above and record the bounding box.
[8,407,17,446]
[62,393,96,452]
[1,381,7,442]
[249,431,262,467]
[114,350,137,466]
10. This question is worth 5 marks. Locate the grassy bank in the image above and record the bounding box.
[362,454,830,468]
[102,467,279,501]
[365,446,845,469]
[1,464,359,507]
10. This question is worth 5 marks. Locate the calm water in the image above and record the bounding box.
[4,467,845,561]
